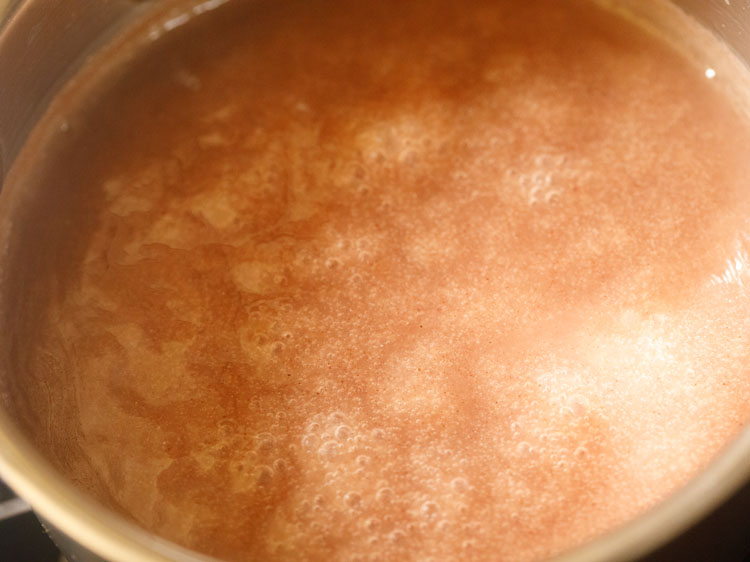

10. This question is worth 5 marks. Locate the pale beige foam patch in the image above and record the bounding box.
[354,109,448,166]
[232,260,283,294]
[189,187,238,230]
[521,293,750,497]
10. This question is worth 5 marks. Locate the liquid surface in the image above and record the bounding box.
[5,0,750,561]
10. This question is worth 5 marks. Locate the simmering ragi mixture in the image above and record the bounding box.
[6,0,750,560]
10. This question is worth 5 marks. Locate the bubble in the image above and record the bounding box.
[559,406,575,417]
[344,492,362,508]
[356,183,372,196]
[217,418,235,433]
[329,412,347,424]
[388,530,406,544]
[517,441,533,456]
[306,422,321,433]
[319,440,341,459]
[569,395,589,416]
[420,501,439,518]
[273,458,288,472]
[335,425,352,440]
[256,465,273,486]
[324,471,339,486]
[302,434,319,450]
[256,432,274,452]
[314,494,325,507]
[325,258,342,270]
[464,521,482,533]
[270,341,285,354]
[296,500,311,517]
[531,170,547,186]
[364,517,380,531]
[436,520,450,532]
[356,455,371,466]
[398,149,417,165]
[371,428,386,439]
[376,487,394,503]
[462,539,477,551]
[451,477,469,493]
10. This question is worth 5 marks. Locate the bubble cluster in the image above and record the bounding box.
[505,153,594,207]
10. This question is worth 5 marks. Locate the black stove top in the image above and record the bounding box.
[0,481,59,562]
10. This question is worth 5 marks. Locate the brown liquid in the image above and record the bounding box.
[4,0,750,560]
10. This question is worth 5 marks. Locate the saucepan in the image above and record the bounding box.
[0,1,749,561]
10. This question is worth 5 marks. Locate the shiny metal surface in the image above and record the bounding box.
[0,0,138,186]
[675,0,750,61]
[0,1,749,561]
